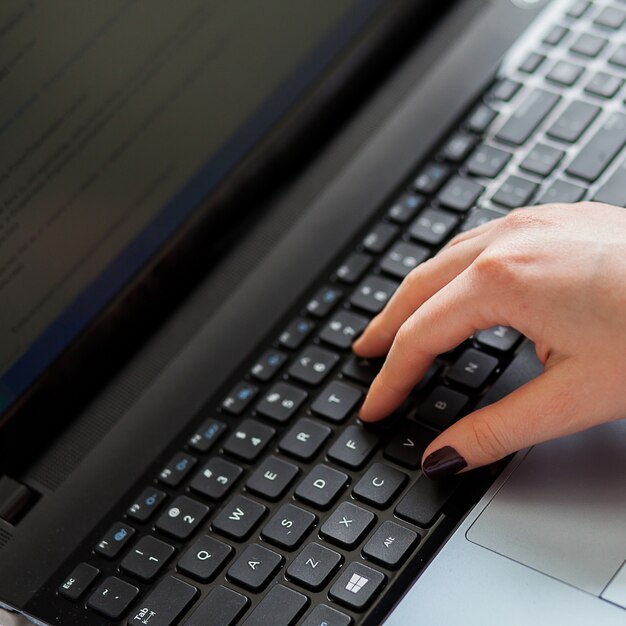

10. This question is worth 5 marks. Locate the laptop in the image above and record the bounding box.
[0,0,625,624]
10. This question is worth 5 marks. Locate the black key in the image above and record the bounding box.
[492,175,538,209]
[279,318,316,349]
[156,496,209,540]
[593,159,626,206]
[287,542,343,591]
[329,562,385,611]
[127,576,196,626]
[536,179,585,204]
[302,605,352,626]
[409,207,459,245]
[476,341,543,411]
[594,5,626,29]
[566,0,590,19]
[95,523,135,559]
[460,207,504,233]
[341,355,382,385]
[306,286,343,318]
[311,380,363,423]
[295,464,348,509]
[87,576,138,620]
[279,418,332,461]
[59,563,99,601]
[567,113,626,182]
[127,488,167,523]
[319,310,368,349]
[387,192,424,224]
[384,422,436,469]
[223,419,275,461]
[519,143,564,177]
[158,452,196,487]
[222,382,258,415]
[547,100,600,143]
[475,326,521,352]
[546,60,584,86]
[380,241,429,279]
[465,145,512,178]
[177,535,233,583]
[227,544,282,591]
[362,521,419,569]
[488,78,521,102]
[189,457,242,501]
[288,346,339,385]
[353,463,407,508]
[182,585,248,626]
[121,536,174,581]
[261,503,316,550]
[246,456,299,501]
[256,383,307,423]
[413,162,450,194]
[395,475,459,527]
[188,418,226,453]
[496,89,560,146]
[519,51,545,74]
[350,275,398,314]
[543,24,568,46]
[465,103,497,134]
[571,33,607,58]
[320,501,375,549]
[335,253,371,284]
[250,350,287,382]
[212,495,266,540]
[609,44,626,69]
[361,222,399,254]
[447,348,498,390]
[416,386,469,429]
[241,584,308,626]
[327,425,378,469]
[437,175,484,212]
[585,72,624,99]
[440,132,477,162]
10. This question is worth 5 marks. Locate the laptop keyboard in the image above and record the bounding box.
[39,1,626,624]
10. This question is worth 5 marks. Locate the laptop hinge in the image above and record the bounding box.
[0,476,38,525]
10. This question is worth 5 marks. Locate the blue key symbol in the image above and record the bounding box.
[238,388,252,401]
[176,459,189,472]
[114,528,128,542]
[323,290,336,303]
[204,424,219,439]
[297,321,309,333]
[268,355,280,366]
[145,494,157,506]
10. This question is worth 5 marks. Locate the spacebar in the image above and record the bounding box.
[475,341,543,410]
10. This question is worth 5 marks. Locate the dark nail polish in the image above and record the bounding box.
[422,446,467,479]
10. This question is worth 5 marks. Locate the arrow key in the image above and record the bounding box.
[384,423,436,469]
[227,544,282,592]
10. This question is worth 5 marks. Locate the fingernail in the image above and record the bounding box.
[422,446,467,479]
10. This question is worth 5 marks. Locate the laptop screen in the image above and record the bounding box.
[0,0,386,417]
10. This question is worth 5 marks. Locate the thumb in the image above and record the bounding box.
[420,357,607,479]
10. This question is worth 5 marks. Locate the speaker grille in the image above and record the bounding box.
[0,526,12,551]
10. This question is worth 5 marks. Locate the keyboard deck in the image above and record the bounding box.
[29,1,626,624]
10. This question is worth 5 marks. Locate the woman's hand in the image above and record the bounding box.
[353,203,626,478]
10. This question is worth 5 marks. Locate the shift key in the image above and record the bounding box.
[496,89,560,146]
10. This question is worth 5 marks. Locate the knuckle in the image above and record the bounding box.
[468,414,510,461]
[504,208,546,229]
[473,251,515,283]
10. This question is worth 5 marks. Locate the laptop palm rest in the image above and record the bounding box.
[466,420,626,599]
